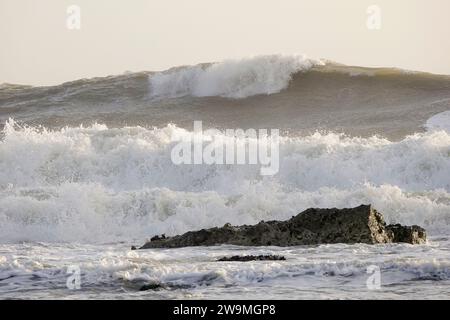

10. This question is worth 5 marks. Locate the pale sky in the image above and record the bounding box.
[1,0,449,86]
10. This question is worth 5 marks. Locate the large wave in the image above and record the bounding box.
[149,55,321,99]
[2,55,450,141]
[1,119,449,243]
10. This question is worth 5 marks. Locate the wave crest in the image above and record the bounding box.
[149,54,321,99]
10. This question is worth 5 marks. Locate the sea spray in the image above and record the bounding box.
[149,54,321,98]
[0,120,449,243]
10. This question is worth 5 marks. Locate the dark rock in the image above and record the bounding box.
[217,255,286,262]
[386,224,427,244]
[139,282,164,291]
[139,282,192,291]
[139,205,427,249]
[150,234,166,242]
[130,246,137,250]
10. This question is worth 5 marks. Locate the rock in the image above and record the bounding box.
[139,282,164,291]
[386,224,427,244]
[139,205,426,249]
[130,245,137,250]
[150,234,166,242]
[217,255,286,262]
[139,282,191,291]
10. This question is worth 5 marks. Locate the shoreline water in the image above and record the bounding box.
[1,237,449,299]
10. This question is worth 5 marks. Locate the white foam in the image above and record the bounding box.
[149,55,321,99]
[1,119,449,243]
[426,111,450,132]
[1,241,449,299]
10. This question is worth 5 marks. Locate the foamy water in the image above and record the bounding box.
[427,111,450,132]
[149,55,321,98]
[1,240,449,299]
[0,55,449,299]
[1,120,449,243]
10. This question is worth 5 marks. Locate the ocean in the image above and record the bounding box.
[0,55,449,299]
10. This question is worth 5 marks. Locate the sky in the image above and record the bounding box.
[1,0,449,86]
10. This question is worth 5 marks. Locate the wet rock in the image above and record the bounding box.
[150,234,166,242]
[217,255,286,262]
[139,282,164,291]
[139,205,427,248]
[139,282,192,291]
[386,224,427,244]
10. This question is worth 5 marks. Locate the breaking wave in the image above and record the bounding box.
[427,111,450,132]
[149,55,321,98]
[0,119,449,243]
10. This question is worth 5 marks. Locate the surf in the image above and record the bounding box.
[2,55,450,140]
[0,119,449,243]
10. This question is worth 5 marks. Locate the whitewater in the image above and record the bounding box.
[0,55,449,299]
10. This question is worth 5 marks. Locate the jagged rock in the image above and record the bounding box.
[386,224,427,244]
[150,234,166,242]
[139,282,191,291]
[139,205,426,249]
[217,255,286,262]
[139,282,164,291]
